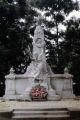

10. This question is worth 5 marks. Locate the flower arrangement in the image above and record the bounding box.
[30,84,48,101]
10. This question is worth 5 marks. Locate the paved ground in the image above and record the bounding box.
[0,99,80,110]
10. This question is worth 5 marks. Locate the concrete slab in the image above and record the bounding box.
[0,100,80,110]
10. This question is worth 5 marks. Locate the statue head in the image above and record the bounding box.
[37,15,43,26]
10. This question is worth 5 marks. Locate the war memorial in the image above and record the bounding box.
[0,18,80,120]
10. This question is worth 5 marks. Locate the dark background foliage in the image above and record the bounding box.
[0,0,80,96]
[0,0,35,96]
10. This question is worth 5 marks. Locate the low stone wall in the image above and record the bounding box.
[51,74,74,99]
[4,68,74,100]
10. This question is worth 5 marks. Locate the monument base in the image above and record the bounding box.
[4,94,31,101]
[0,100,80,120]
[4,68,75,101]
[62,94,75,99]
[3,95,61,101]
[4,84,61,101]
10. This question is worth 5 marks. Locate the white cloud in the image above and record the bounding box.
[66,10,80,20]
[58,24,66,31]
[13,1,17,5]
[19,18,26,23]
[73,0,80,3]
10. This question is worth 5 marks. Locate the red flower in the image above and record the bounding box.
[30,85,48,100]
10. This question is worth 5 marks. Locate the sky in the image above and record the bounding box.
[66,10,80,20]
[19,0,80,35]
[73,0,80,3]
[69,0,80,20]
[34,0,80,21]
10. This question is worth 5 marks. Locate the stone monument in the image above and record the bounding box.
[4,17,74,101]
[20,18,60,100]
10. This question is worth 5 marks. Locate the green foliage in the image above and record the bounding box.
[60,19,80,95]
[31,0,78,13]
[0,0,6,3]
[0,0,79,96]
[30,0,79,73]
[0,0,35,96]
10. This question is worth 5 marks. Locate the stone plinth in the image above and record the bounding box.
[51,73,74,99]
[4,68,74,100]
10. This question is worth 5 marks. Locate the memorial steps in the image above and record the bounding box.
[0,101,80,120]
[12,108,70,119]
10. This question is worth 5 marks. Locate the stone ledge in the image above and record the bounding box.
[5,73,73,79]
[0,100,80,109]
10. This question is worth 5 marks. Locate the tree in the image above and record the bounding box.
[0,0,35,96]
[30,0,79,73]
[60,18,80,95]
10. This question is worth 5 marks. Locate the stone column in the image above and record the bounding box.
[62,68,75,99]
[4,68,16,100]
[50,68,75,99]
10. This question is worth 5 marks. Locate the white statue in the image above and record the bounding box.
[32,25,48,79]
[24,16,53,82]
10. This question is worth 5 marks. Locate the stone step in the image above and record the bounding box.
[13,114,70,119]
[12,108,70,119]
[13,110,68,114]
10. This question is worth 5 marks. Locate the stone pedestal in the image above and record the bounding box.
[48,87,61,100]
[51,69,75,99]
[4,68,75,101]
[4,68,16,100]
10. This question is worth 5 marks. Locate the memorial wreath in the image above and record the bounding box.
[30,84,48,101]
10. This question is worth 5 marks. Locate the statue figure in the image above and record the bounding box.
[24,16,53,83]
[32,25,48,79]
